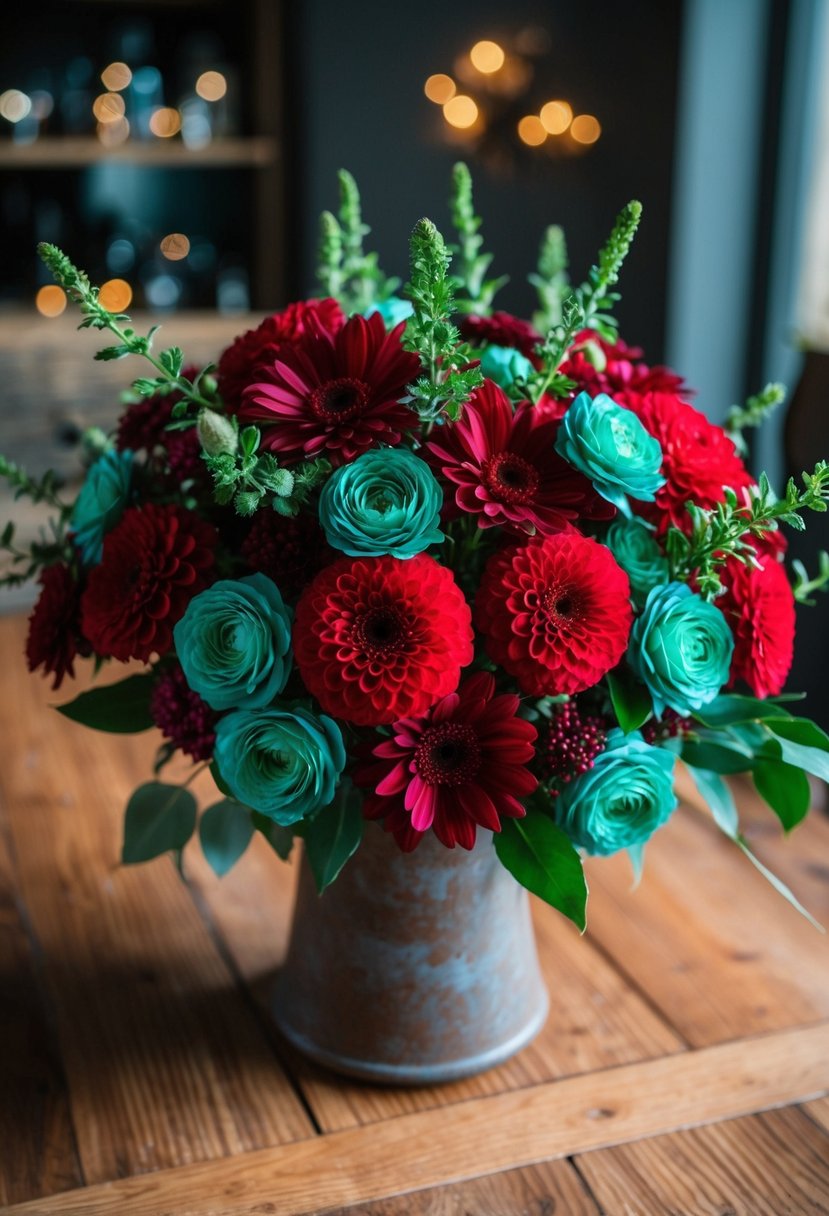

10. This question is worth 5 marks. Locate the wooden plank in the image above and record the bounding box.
[0,618,313,1188]
[8,1021,829,1216]
[804,1096,829,1135]
[576,1106,829,1215]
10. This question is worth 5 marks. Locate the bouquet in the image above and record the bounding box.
[6,165,829,932]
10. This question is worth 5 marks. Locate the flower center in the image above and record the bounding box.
[352,605,410,659]
[541,585,580,622]
[309,377,370,423]
[414,722,481,786]
[482,452,540,504]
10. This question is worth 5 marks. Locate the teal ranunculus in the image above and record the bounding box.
[556,728,677,855]
[72,448,133,565]
[318,446,444,559]
[366,297,415,329]
[628,581,734,717]
[604,517,669,604]
[555,391,665,514]
[173,574,292,710]
[214,705,346,824]
[479,344,534,390]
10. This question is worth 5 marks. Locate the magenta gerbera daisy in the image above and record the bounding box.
[425,379,613,535]
[239,311,420,467]
[356,672,537,852]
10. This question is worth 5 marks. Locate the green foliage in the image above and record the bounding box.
[606,666,652,734]
[494,807,588,931]
[199,800,255,876]
[752,759,810,831]
[529,224,569,333]
[315,170,398,313]
[252,811,295,861]
[300,779,364,893]
[448,162,508,315]
[725,382,786,457]
[202,424,325,517]
[121,782,197,864]
[56,673,156,733]
[792,550,829,605]
[0,462,71,589]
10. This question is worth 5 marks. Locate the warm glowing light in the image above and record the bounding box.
[539,100,572,135]
[96,117,130,147]
[93,92,126,123]
[101,62,132,91]
[424,73,456,105]
[195,70,227,102]
[160,233,191,261]
[98,279,133,311]
[443,95,479,129]
[149,107,181,138]
[570,114,601,145]
[470,40,505,74]
[517,115,546,146]
[485,54,532,98]
[35,286,67,318]
[0,90,32,123]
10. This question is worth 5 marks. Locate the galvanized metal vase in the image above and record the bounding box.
[273,822,548,1084]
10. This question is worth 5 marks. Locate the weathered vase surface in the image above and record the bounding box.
[273,821,548,1083]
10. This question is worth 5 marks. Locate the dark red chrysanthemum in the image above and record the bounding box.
[81,504,216,662]
[461,311,543,364]
[717,553,796,697]
[475,533,633,696]
[536,700,607,796]
[151,664,218,762]
[355,671,537,851]
[25,563,84,690]
[116,365,200,456]
[240,311,420,467]
[217,298,345,410]
[426,379,613,535]
[560,331,687,400]
[294,554,474,726]
[240,510,334,600]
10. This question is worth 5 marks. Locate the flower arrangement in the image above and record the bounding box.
[6,164,829,931]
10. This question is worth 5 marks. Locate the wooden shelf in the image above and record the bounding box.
[0,136,279,169]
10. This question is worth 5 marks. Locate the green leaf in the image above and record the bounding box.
[684,765,739,836]
[766,716,829,753]
[761,735,829,784]
[56,673,155,733]
[606,668,652,733]
[302,780,364,893]
[680,739,753,774]
[752,759,811,832]
[252,812,295,861]
[494,811,587,932]
[94,344,131,361]
[159,346,184,377]
[692,694,793,727]
[121,782,197,865]
[199,800,254,877]
[735,834,823,931]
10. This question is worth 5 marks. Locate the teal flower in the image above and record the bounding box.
[555,391,665,514]
[556,728,677,856]
[173,574,292,710]
[72,448,133,565]
[214,705,346,824]
[604,517,669,604]
[629,582,734,716]
[479,345,534,390]
[318,447,444,559]
[366,297,414,329]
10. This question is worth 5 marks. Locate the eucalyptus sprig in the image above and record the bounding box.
[725,382,786,457]
[315,170,398,313]
[448,162,508,315]
[529,223,569,333]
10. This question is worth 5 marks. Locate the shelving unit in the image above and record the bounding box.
[0,135,279,169]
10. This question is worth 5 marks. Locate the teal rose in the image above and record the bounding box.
[72,448,133,565]
[366,297,414,329]
[214,705,346,824]
[556,728,677,855]
[628,581,734,716]
[604,517,669,604]
[479,344,534,390]
[555,391,665,513]
[318,447,444,559]
[174,574,292,710]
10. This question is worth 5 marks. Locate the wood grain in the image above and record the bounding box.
[8,1021,829,1216]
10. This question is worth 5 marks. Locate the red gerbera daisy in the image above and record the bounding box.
[718,553,796,697]
[461,311,543,364]
[293,553,474,726]
[81,504,216,662]
[240,311,420,467]
[475,533,632,696]
[26,563,84,690]
[426,379,613,535]
[356,672,537,851]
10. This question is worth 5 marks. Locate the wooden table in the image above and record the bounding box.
[2,610,829,1216]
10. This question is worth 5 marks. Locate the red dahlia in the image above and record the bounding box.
[240,510,333,600]
[81,504,216,662]
[475,533,632,696]
[26,563,84,690]
[240,311,420,466]
[718,554,795,697]
[356,672,537,851]
[461,311,543,363]
[151,664,218,762]
[426,379,613,535]
[293,554,474,726]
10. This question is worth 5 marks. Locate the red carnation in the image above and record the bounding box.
[151,663,218,762]
[461,311,543,364]
[240,311,420,467]
[356,672,537,852]
[26,563,84,690]
[81,504,216,662]
[217,298,345,410]
[475,533,633,696]
[240,510,334,600]
[426,380,613,536]
[293,554,474,726]
[718,553,795,697]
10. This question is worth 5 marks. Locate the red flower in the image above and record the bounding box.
[240,312,420,466]
[81,504,216,662]
[116,365,201,456]
[426,380,613,535]
[151,664,218,762]
[26,563,84,690]
[294,554,474,726]
[475,533,632,696]
[356,672,537,851]
[560,331,687,400]
[718,554,796,697]
[461,311,543,364]
[217,298,345,410]
[240,510,334,600]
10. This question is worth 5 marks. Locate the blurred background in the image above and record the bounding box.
[1,0,827,706]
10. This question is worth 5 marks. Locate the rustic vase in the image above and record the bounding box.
[272,821,548,1083]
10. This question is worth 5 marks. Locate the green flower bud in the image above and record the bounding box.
[197,409,238,457]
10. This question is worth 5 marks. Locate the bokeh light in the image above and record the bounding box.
[424,74,456,105]
[469,40,505,74]
[195,71,227,102]
[149,107,181,138]
[570,114,602,145]
[160,233,191,261]
[443,95,479,130]
[101,62,133,92]
[98,279,133,311]
[92,92,126,123]
[35,286,67,318]
[96,117,130,147]
[0,90,32,123]
[539,100,573,136]
[517,115,547,146]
